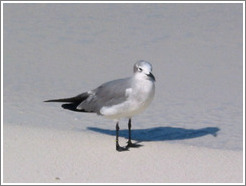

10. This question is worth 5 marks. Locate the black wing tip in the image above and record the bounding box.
[44,93,90,103]
[62,103,95,113]
[44,100,53,102]
[44,99,64,103]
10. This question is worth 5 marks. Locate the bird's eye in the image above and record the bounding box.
[138,67,142,72]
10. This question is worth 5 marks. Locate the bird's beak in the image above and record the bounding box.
[147,72,156,81]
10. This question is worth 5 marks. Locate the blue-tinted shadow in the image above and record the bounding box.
[87,126,220,142]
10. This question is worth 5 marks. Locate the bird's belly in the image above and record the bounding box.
[100,101,150,119]
[100,82,155,119]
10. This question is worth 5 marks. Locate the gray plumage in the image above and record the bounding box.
[77,77,132,114]
[44,77,132,114]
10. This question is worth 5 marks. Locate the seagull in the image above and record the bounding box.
[45,60,155,151]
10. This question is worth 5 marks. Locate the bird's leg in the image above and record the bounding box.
[127,118,142,148]
[116,122,128,151]
[127,118,133,145]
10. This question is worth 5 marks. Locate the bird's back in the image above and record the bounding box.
[76,77,132,114]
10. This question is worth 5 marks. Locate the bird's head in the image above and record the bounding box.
[133,60,155,82]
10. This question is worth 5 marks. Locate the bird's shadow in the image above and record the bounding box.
[87,126,220,142]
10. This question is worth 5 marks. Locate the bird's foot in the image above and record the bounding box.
[116,144,129,152]
[126,140,143,148]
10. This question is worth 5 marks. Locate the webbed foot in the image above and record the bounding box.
[116,144,129,152]
[126,141,143,148]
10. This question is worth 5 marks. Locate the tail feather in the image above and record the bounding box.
[44,92,89,103]
[44,92,94,113]
[62,103,93,113]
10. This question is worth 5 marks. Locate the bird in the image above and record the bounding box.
[44,60,155,151]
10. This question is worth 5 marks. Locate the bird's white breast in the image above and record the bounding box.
[100,78,155,119]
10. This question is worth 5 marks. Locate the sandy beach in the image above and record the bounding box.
[2,2,244,184]
[3,124,243,183]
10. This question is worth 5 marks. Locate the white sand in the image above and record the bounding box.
[2,2,244,184]
[3,124,243,183]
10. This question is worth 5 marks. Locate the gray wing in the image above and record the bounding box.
[77,77,132,114]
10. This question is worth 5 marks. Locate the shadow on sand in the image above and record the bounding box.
[87,126,220,142]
